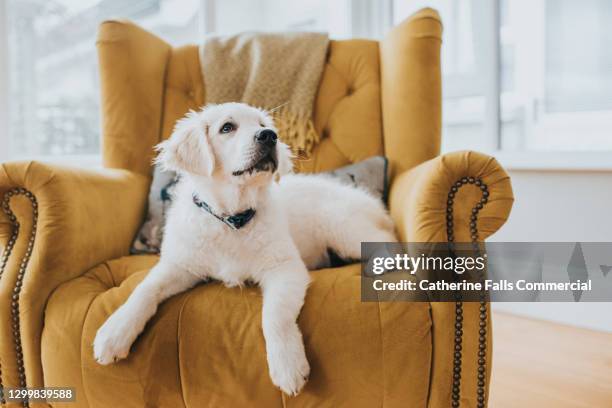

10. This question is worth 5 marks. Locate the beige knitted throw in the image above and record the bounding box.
[199,32,329,155]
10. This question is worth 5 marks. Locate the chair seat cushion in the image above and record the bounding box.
[42,255,432,407]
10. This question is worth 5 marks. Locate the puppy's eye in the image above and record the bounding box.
[220,122,235,133]
[260,123,265,127]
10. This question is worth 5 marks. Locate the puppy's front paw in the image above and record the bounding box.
[93,311,135,365]
[266,330,310,396]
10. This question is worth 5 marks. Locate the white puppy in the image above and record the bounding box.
[93,103,396,395]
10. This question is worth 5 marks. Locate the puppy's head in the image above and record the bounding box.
[155,103,293,184]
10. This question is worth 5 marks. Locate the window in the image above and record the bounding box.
[500,0,612,151]
[393,0,612,156]
[4,0,610,164]
[4,0,201,160]
[1,0,354,162]
[208,0,352,38]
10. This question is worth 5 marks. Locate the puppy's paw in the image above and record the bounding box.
[266,331,310,396]
[93,311,136,365]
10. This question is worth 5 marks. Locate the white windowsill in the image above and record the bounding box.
[490,151,612,172]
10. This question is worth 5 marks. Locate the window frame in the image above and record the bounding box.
[501,0,612,153]
[492,0,612,168]
[390,0,612,170]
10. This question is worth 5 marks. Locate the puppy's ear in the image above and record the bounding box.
[275,141,294,178]
[155,111,215,176]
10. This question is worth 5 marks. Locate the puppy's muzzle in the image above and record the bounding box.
[255,129,278,148]
[232,130,279,176]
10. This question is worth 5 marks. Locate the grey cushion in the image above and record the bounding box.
[131,167,179,254]
[324,156,389,201]
[131,156,389,254]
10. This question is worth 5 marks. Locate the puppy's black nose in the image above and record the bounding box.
[255,129,277,147]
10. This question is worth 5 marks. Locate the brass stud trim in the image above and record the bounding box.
[446,177,489,408]
[0,223,15,405]
[1,188,38,408]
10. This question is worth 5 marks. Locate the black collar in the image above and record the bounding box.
[192,194,256,230]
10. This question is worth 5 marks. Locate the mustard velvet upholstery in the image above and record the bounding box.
[42,257,432,407]
[0,8,514,408]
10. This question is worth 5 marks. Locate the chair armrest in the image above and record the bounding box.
[0,161,149,394]
[389,150,513,242]
[388,150,513,408]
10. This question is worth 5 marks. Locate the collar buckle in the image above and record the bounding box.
[192,194,256,230]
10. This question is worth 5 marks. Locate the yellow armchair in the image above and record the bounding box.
[0,8,513,408]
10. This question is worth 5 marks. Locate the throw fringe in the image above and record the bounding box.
[273,105,320,156]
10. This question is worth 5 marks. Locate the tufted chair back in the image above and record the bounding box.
[97,8,441,179]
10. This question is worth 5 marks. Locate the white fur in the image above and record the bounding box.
[93,103,396,395]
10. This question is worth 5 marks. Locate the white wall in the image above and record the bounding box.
[493,170,612,242]
[491,170,612,332]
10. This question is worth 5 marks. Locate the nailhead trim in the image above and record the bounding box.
[0,207,17,405]
[1,188,38,408]
[446,177,489,408]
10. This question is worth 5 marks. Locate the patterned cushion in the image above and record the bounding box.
[131,156,389,254]
[131,167,179,254]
